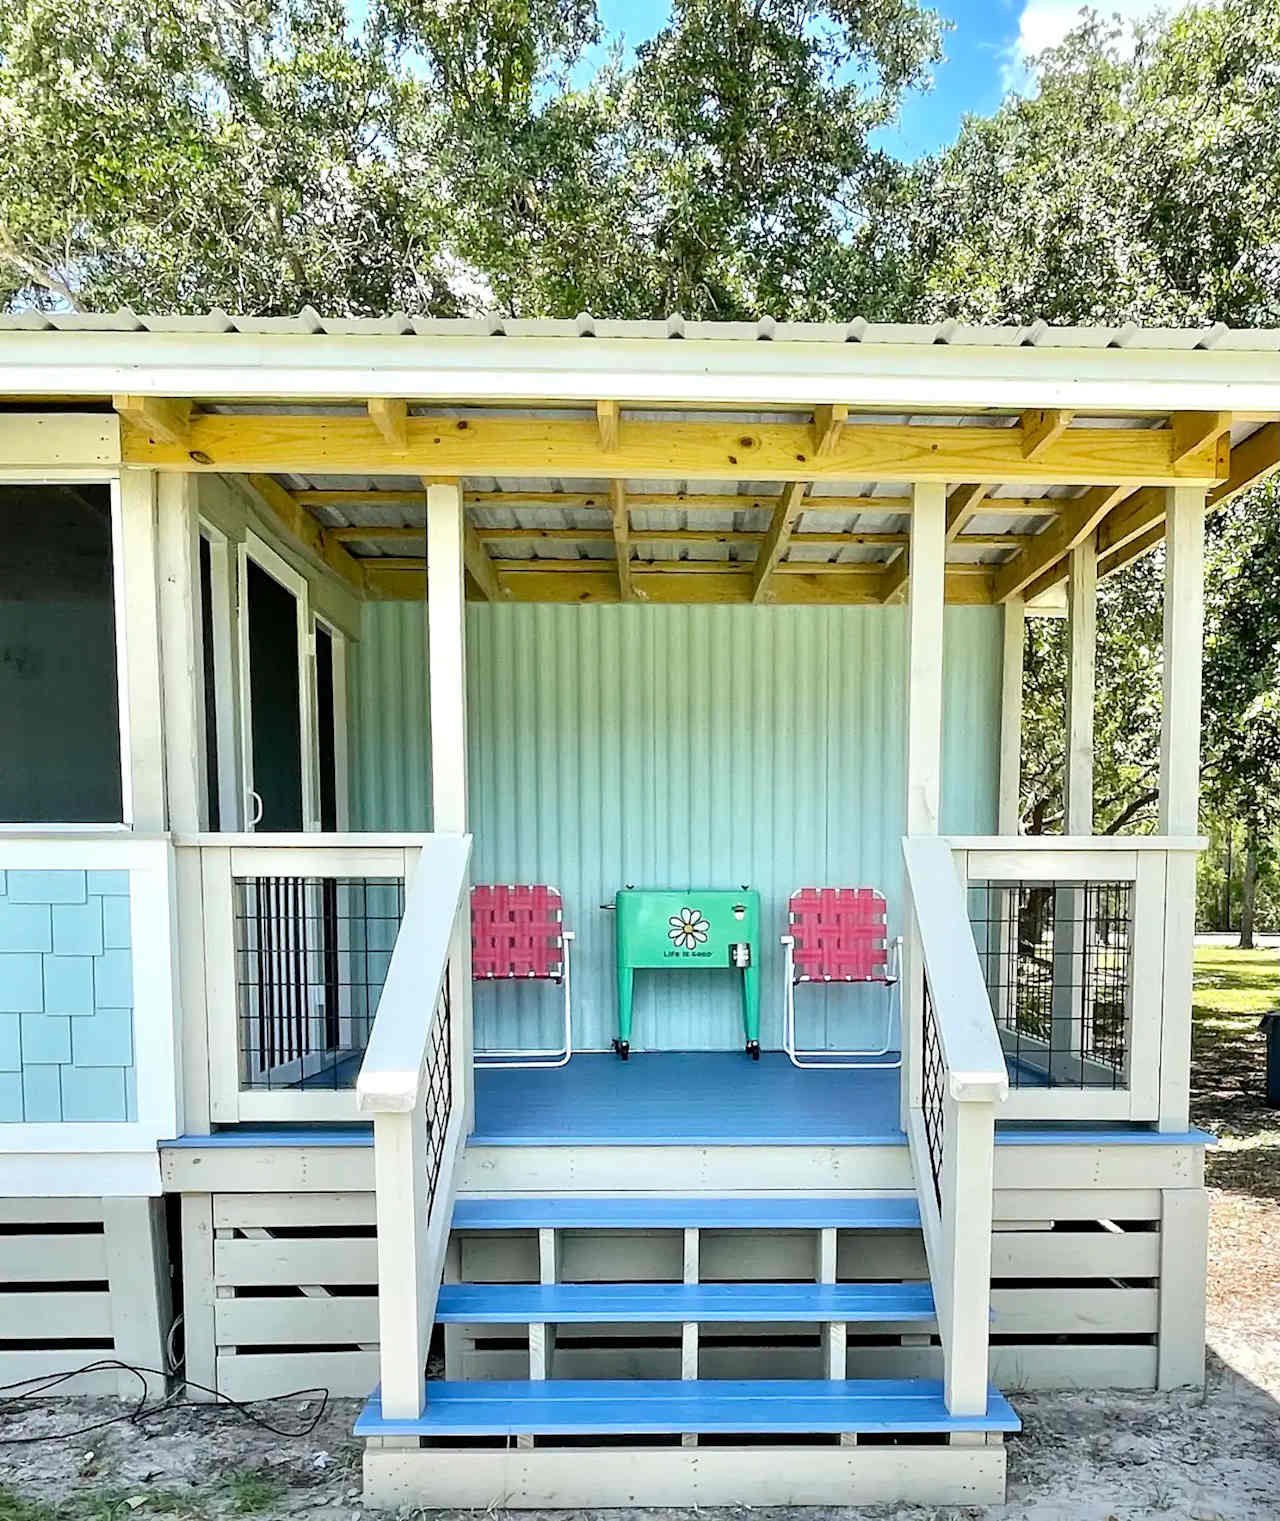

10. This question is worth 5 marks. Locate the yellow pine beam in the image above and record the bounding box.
[368,398,409,452]
[596,399,620,452]
[1020,409,1074,460]
[244,474,366,595]
[1171,410,1233,466]
[113,394,192,447]
[119,412,1229,486]
[811,403,848,458]
[991,484,1135,603]
[610,478,634,600]
[945,482,988,542]
[751,480,809,603]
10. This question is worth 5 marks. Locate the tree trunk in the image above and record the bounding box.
[1224,827,1233,933]
[1240,837,1257,950]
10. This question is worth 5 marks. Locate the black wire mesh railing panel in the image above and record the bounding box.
[424,971,453,1215]
[966,878,1133,1090]
[921,977,945,1208]
[234,875,406,1091]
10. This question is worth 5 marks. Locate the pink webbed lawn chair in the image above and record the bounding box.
[471,885,574,1069]
[780,887,902,1069]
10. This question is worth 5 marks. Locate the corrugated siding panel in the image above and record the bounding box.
[352,603,1001,1053]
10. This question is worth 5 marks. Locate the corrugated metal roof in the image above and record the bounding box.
[4,305,1280,351]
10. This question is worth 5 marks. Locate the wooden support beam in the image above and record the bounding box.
[362,561,996,605]
[812,404,848,458]
[244,474,366,595]
[751,480,809,603]
[876,547,909,604]
[414,476,503,602]
[610,479,634,600]
[991,484,1133,603]
[596,400,619,452]
[1095,422,1276,581]
[946,483,988,542]
[113,395,192,447]
[1019,409,1074,460]
[368,398,409,452]
[1171,410,1232,466]
[120,413,1229,486]
[294,487,1065,517]
[335,525,1032,551]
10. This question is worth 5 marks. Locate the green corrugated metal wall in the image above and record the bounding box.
[349,603,1002,1052]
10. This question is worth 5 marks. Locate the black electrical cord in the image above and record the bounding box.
[0,1360,331,1444]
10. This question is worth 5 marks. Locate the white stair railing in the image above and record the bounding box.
[356,833,473,1421]
[902,836,1008,1416]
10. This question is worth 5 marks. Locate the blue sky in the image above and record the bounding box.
[593,0,1166,160]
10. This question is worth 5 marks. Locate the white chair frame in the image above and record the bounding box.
[781,929,903,1071]
[473,925,575,1070]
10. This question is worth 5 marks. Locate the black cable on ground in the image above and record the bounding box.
[0,1360,330,1444]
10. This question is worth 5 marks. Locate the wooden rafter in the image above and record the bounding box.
[368,398,409,452]
[991,484,1135,603]
[876,549,908,604]
[751,481,809,603]
[331,524,1034,552]
[1171,410,1232,466]
[945,483,988,542]
[361,561,997,606]
[113,394,192,447]
[295,488,1064,516]
[811,404,848,458]
[596,399,619,452]
[610,478,634,600]
[1019,409,1074,460]
[244,473,366,595]
[119,411,1230,486]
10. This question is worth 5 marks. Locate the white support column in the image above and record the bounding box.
[156,473,205,832]
[1158,487,1206,1131]
[1157,1187,1209,1388]
[118,468,167,831]
[427,481,468,835]
[429,482,475,1129]
[1064,538,1097,834]
[939,1097,997,1416]
[372,1106,431,1420]
[998,598,1025,836]
[902,483,947,1119]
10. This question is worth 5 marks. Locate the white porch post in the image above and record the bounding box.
[997,599,1025,836]
[1051,539,1096,1076]
[426,480,475,1130]
[901,482,946,1118]
[1158,486,1206,1130]
[118,468,167,832]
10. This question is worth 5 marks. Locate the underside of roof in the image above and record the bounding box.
[1,313,1278,606]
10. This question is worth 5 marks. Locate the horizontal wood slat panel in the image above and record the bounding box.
[0,1235,108,1282]
[0,1291,112,1339]
[217,1295,379,1347]
[990,1287,1158,1335]
[213,1237,377,1287]
[212,1193,377,1230]
[990,1230,1159,1279]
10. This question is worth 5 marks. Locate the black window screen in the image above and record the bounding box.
[0,483,123,822]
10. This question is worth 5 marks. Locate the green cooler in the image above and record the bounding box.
[611,887,762,1060]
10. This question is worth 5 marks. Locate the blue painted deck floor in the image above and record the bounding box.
[472,1051,905,1146]
[356,1377,1021,1437]
[452,1193,921,1229]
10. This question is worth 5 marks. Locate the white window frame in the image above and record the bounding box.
[0,469,132,831]
[237,530,318,833]
[312,613,350,831]
[197,518,242,832]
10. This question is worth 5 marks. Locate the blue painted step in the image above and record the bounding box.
[436,1280,934,1324]
[356,1377,1021,1437]
[452,1194,921,1231]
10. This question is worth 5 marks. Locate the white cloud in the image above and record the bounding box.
[1002,0,1167,91]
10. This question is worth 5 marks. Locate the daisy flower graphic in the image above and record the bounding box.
[668,907,710,950]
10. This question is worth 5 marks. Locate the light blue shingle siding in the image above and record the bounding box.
[0,872,136,1123]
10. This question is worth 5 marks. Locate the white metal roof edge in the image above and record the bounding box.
[2,327,1279,412]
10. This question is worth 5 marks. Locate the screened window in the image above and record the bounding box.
[0,484,123,822]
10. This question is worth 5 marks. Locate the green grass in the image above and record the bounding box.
[1192,945,1280,1196]
[0,1489,64,1521]
[216,1471,285,1516]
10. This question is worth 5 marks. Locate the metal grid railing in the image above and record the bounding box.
[921,978,945,1207]
[424,972,454,1214]
[967,879,1132,1091]
[234,875,406,1091]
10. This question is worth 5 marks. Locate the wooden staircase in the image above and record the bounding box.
[357,1191,1019,1508]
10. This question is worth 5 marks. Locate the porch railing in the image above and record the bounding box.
[357,832,473,1421]
[177,834,435,1123]
[949,836,1204,1125]
[902,836,1007,1417]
